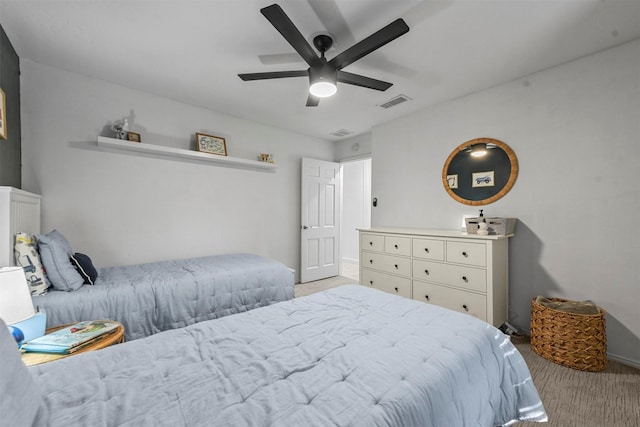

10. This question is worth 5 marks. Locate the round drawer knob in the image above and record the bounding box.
[462,251,468,257]
[369,280,373,286]
[394,244,398,249]
[424,248,429,253]
[462,276,468,282]
[424,269,429,275]
[463,304,469,312]
[394,264,398,269]
[424,295,430,301]
[369,259,373,264]
[369,241,373,246]
[394,287,399,292]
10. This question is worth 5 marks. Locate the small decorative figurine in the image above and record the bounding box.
[259,153,274,163]
[477,209,489,235]
[111,118,129,140]
[477,221,489,236]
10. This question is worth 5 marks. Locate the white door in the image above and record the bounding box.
[300,158,340,283]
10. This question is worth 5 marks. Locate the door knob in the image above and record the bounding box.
[302,225,309,230]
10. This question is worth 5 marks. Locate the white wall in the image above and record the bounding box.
[334,132,372,162]
[340,158,371,263]
[371,40,640,366]
[19,60,335,281]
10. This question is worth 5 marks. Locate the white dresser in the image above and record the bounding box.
[359,227,512,327]
[0,187,42,267]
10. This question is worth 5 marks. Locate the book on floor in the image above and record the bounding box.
[21,320,119,354]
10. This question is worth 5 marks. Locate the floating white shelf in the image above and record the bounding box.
[97,136,277,172]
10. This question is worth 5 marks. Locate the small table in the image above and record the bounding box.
[21,320,125,366]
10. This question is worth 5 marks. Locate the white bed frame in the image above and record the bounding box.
[0,187,41,267]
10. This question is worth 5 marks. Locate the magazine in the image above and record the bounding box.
[21,320,120,354]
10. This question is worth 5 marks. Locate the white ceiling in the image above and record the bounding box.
[1,0,638,141]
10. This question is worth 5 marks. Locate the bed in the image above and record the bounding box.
[5,285,547,427]
[31,253,295,341]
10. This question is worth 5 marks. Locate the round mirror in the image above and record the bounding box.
[442,138,518,206]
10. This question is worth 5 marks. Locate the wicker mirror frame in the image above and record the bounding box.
[442,138,518,206]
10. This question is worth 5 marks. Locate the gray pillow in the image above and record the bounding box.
[0,318,42,426]
[37,230,84,291]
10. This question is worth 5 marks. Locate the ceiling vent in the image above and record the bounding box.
[379,94,411,109]
[330,129,354,137]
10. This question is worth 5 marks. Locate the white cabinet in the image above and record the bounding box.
[0,187,41,267]
[359,227,512,327]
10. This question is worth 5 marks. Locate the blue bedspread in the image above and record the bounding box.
[32,253,294,341]
[29,285,546,426]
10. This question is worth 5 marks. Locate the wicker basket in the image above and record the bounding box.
[530,297,607,372]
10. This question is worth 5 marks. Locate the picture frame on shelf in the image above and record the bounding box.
[0,88,7,140]
[127,132,141,143]
[195,132,227,156]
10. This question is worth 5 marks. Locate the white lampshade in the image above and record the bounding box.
[0,267,35,325]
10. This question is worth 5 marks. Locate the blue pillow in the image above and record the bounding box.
[0,318,42,426]
[70,252,98,285]
[37,230,84,291]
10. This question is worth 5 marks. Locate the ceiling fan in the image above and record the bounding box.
[238,3,410,107]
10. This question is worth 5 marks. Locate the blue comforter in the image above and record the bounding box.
[30,285,546,426]
[32,253,294,341]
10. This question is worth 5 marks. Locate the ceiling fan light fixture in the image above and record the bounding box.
[309,80,337,97]
[309,64,337,98]
[240,4,409,106]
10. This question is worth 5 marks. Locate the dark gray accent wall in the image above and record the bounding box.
[0,23,21,187]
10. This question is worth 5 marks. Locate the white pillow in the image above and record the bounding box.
[14,232,50,296]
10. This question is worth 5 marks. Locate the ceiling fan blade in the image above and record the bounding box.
[329,19,409,70]
[306,94,320,107]
[238,70,308,81]
[338,71,392,91]
[261,4,321,68]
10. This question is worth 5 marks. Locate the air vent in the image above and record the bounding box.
[379,94,411,109]
[330,129,354,137]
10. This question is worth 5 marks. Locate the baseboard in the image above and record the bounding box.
[340,258,359,280]
[607,352,640,370]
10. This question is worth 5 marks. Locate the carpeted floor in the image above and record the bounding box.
[295,278,640,427]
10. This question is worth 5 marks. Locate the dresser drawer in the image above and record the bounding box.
[412,281,487,321]
[446,241,487,267]
[361,252,411,277]
[412,259,486,293]
[384,236,411,256]
[361,269,411,298]
[412,238,445,261]
[361,233,384,253]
